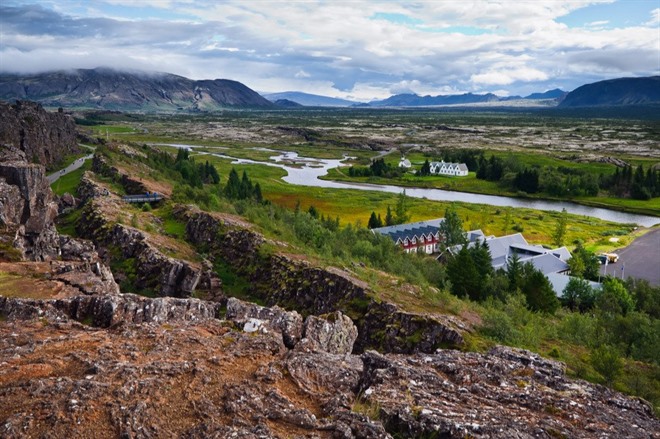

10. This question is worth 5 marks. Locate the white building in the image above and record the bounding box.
[429,160,468,177]
[398,157,412,168]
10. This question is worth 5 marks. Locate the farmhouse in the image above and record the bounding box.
[372,219,484,254]
[398,157,412,168]
[429,160,468,177]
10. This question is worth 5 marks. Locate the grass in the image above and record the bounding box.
[50,161,92,196]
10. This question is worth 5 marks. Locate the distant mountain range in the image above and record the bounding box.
[262,91,359,107]
[1,68,657,111]
[0,67,273,111]
[559,76,660,107]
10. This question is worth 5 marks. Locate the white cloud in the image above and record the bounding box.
[1,1,657,99]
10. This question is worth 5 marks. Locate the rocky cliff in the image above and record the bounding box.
[0,100,78,168]
[0,294,657,438]
[177,206,466,354]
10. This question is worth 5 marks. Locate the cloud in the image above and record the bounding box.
[0,1,657,100]
[471,67,549,86]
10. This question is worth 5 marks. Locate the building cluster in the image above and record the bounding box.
[398,157,469,177]
[372,218,601,297]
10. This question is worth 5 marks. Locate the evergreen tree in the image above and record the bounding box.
[419,159,431,176]
[308,205,319,218]
[520,266,559,313]
[447,246,481,300]
[385,206,394,226]
[253,182,263,203]
[506,253,523,293]
[240,170,253,199]
[224,168,241,199]
[368,211,382,229]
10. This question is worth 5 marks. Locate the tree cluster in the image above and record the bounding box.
[223,168,263,202]
[348,158,404,178]
[602,164,660,200]
[174,148,220,188]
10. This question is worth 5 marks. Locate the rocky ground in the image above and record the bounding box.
[1,295,658,439]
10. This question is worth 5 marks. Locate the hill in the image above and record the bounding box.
[369,92,501,107]
[0,67,274,112]
[525,88,567,100]
[263,91,359,107]
[559,76,660,107]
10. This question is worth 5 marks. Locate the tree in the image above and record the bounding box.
[439,205,467,248]
[520,265,559,313]
[385,206,394,226]
[418,159,431,176]
[562,276,595,312]
[569,241,600,281]
[224,168,241,199]
[447,246,481,300]
[552,208,568,247]
[253,183,263,203]
[308,205,319,218]
[506,253,523,293]
[394,190,410,224]
[368,211,383,229]
[596,277,635,315]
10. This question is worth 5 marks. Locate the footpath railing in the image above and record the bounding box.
[121,193,165,203]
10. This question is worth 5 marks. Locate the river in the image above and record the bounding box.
[157,144,660,227]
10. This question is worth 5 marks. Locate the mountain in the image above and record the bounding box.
[369,92,501,107]
[0,67,274,112]
[263,91,359,107]
[524,88,567,100]
[273,98,303,108]
[559,76,660,107]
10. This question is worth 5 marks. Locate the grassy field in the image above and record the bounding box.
[51,161,92,196]
[197,153,637,251]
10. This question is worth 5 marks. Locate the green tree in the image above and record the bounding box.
[418,159,431,176]
[308,205,319,219]
[562,276,595,312]
[506,253,523,293]
[520,265,559,314]
[596,277,635,315]
[385,206,394,226]
[447,246,481,300]
[552,208,568,247]
[368,211,383,229]
[394,190,410,224]
[439,205,467,248]
[502,208,511,235]
[224,168,241,199]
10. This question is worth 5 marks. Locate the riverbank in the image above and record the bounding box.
[321,167,660,219]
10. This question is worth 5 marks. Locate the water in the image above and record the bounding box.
[161,144,660,227]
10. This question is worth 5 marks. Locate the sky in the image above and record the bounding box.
[0,0,658,101]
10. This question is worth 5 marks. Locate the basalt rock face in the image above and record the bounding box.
[91,153,149,195]
[0,294,220,327]
[0,100,78,168]
[0,160,60,261]
[76,178,220,298]
[177,206,465,354]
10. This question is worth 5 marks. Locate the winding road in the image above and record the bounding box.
[46,146,95,184]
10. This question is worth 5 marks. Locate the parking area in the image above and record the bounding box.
[600,227,660,285]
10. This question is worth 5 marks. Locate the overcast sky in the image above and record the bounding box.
[1,0,658,101]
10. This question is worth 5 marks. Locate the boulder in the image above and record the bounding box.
[225,297,303,348]
[296,311,358,355]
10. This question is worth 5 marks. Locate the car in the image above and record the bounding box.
[598,253,619,264]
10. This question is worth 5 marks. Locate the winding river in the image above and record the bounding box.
[158,144,660,227]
